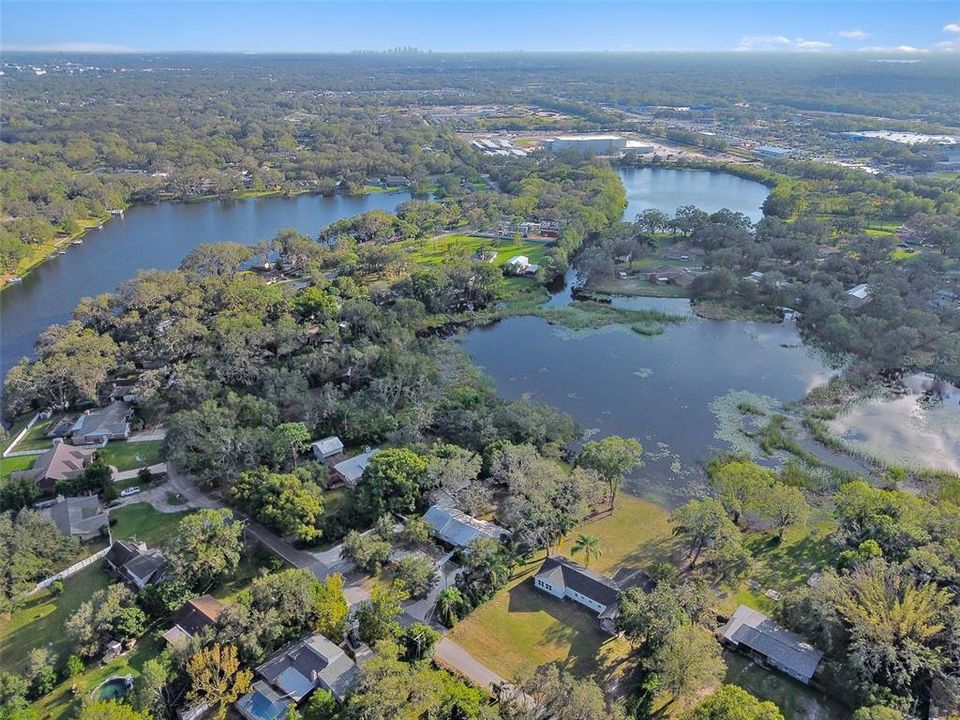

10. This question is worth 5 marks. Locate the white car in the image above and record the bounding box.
[120,486,142,497]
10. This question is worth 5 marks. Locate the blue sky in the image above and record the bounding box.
[3,1,959,54]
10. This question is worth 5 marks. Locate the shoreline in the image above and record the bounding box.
[1,185,410,288]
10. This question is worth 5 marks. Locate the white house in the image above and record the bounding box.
[533,555,622,616]
[312,436,345,460]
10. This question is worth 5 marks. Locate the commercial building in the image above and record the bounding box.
[546,135,627,155]
[755,145,791,159]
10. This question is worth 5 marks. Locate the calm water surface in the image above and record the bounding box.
[463,169,831,501]
[619,167,770,223]
[0,192,408,378]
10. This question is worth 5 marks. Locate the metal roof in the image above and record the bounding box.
[721,605,823,682]
[423,505,508,548]
[535,555,622,608]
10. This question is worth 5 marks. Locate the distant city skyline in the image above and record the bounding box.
[2,1,959,55]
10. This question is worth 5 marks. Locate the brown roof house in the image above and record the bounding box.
[10,442,97,494]
[105,539,167,590]
[162,595,225,648]
[47,495,109,540]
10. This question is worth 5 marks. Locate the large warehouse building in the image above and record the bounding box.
[546,134,627,154]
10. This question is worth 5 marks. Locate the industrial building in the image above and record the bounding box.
[546,135,627,155]
[755,145,791,159]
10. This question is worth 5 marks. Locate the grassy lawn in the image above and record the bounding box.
[724,652,848,720]
[407,233,551,268]
[721,516,838,616]
[450,495,676,685]
[0,560,112,673]
[588,275,691,298]
[33,634,165,720]
[14,416,59,452]
[1,455,36,484]
[98,439,164,472]
[110,503,194,546]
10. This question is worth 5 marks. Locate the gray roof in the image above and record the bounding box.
[48,495,108,537]
[535,555,621,608]
[256,634,358,703]
[312,436,344,458]
[721,605,823,682]
[71,401,131,439]
[423,505,508,548]
[333,449,378,486]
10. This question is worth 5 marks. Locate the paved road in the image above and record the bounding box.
[129,465,516,699]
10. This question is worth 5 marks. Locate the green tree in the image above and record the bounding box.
[355,582,409,646]
[689,685,785,720]
[64,655,84,679]
[66,583,146,658]
[571,533,603,567]
[313,572,349,643]
[340,530,392,574]
[617,584,686,653]
[230,468,322,543]
[268,422,312,470]
[710,460,775,524]
[757,484,809,539]
[393,554,438,599]
[648,624,725,703]
[167,509,243,590]
[129,654,174,719]
[398,622,441,661]
[671,498,746,570]
[303,689,337,720]
[436,586,466,627]
[353,448,428,520]
[24,648,56,699]
[576,436,643,509]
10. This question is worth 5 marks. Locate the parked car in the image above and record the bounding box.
[120,486,142,497]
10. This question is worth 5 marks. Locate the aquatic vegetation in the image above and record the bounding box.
[633,368,654,379]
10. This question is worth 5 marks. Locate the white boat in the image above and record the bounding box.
[72,239,83,245]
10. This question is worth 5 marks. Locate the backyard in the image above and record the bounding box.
[449,494,676,685]
[98,439,164,472]
[406,232,552,268]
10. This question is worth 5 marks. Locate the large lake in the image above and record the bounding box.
[619,166,770,223]
[0,192,408,379]
[463,168,832,501]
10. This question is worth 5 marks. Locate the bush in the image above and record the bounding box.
[64,655,84,679]
[393,554,437,599]
[341,530,392,574]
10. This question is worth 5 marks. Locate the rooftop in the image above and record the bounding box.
[257,634,359,703]
[721,605,823,683]
[423,505,508,548]
[535,555,622,608]
[48,495,108,537]
[333,449,378,485]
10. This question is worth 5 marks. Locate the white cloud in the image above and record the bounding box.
[0,42,138,53]
[943,23,960,33]
[736,35,831,52]
[858,44,930,54]
[838,30,871,40]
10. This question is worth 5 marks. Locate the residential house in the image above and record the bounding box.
[105,539,167,590]
[71,401,132,444]
[720,605,823,685]
[534,555,623,633]
[9,442,96,494]
[505,255,540,276]
[235,633,360,720]
[423,505,508,548]
[311,436,345,461]
[843,283,873,310]
[47,495,109,540]
[236,681,290,720]
[162,595,225,648]
[331,449,378,488]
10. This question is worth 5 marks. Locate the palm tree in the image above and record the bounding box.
[436,586,465,627]
[571,533,603,567]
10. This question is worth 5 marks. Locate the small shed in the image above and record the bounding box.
[312,436,345,460]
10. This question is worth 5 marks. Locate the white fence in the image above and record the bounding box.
[3,412,40,458]
[29,546,110,595]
